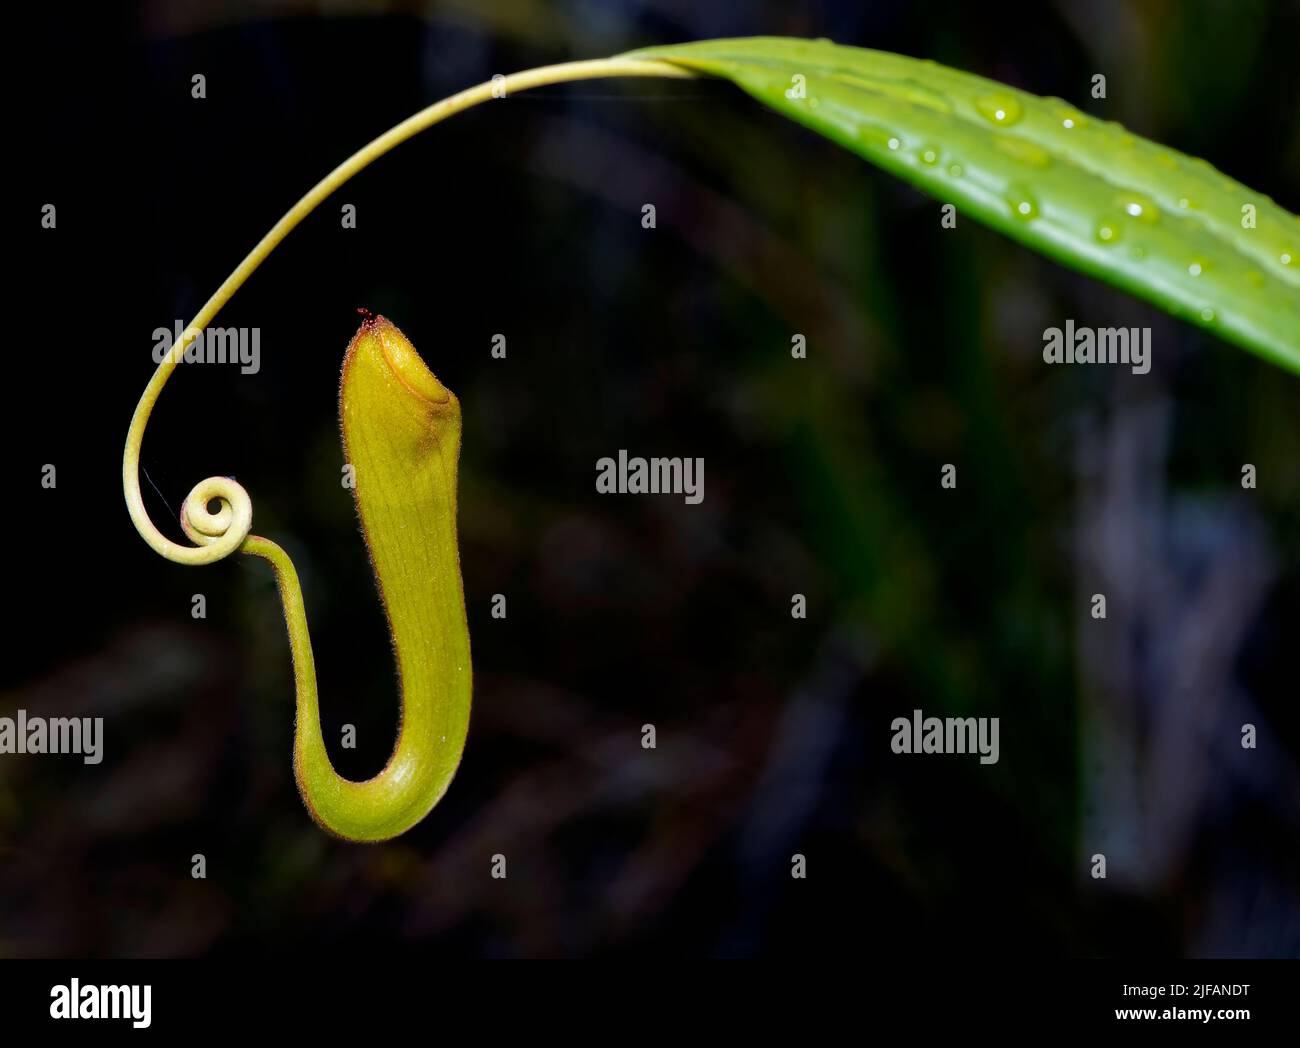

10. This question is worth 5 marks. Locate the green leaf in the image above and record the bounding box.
[625,37,1300,374]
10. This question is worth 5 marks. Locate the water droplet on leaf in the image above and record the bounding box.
[1119,194,1159,222]
[976,93,1023,126]
[1006,185,1038,220]
[1057,107,1087,130]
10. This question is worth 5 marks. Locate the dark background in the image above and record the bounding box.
[5,0,1299,958]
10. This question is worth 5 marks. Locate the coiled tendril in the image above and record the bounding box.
[119,57,692,841]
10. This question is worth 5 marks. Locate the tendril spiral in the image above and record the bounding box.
[119,57,692,839]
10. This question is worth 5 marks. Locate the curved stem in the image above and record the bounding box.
[122,56,693,567]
